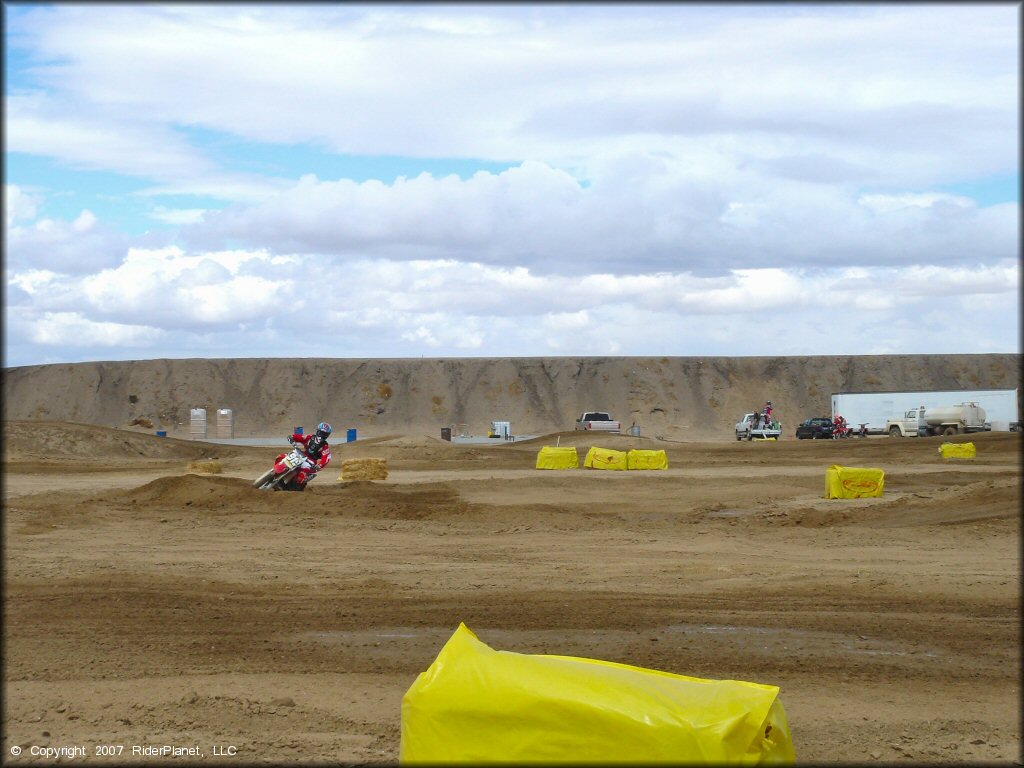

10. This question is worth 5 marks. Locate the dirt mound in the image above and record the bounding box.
[328,481,469,520]
[2,420,242,462]
[878,475,1021,526]
[122,474,269,508]
[73,473,470,521]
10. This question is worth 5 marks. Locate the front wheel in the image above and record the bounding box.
[253,468,277,489]
[271,468,301,491]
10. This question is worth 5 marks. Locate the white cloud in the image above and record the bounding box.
[3,4,1018,365]
[148,207,209,225]
[5,253,1017,365]
[4,184,43,227]
[543,311,590,332]
[8,268,61,296]
[9,5,1017,180]
[893,263,1018,296]
[401,326,439,347]
[72,246,292,329]
[6,92,295,204]
[6,210,128,273]
[72,209,97,232]
[857,192,975,215]
[677,269,805,313]
[184,163,1019,276]
[5,91,213,180]
[28,311,165,347]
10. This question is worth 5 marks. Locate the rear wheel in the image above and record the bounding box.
[888,426,901,437]
[943,425,958,436]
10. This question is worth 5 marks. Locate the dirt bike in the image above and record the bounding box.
[832,419,853,439]
[252,443,318,491]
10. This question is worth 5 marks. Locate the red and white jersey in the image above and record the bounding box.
[290,432,332,470]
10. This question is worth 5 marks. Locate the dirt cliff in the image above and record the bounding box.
[3,354,1020,439]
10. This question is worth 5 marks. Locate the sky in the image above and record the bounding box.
[3,2,1020,368]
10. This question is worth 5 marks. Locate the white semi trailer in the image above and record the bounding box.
[831,389,1018,435]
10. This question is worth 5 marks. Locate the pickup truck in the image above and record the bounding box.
[735,412,782,441]
[574,412,621,432]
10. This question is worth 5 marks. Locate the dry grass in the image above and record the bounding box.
[340,457,388,481]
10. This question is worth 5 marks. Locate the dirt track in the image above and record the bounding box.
[3,422,1020,764]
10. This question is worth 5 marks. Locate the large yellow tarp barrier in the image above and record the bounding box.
[939,442,976,459]
[825,465,885,499]
[627,448,669,470]
[535,446,579,469]
[400,623,796,764]
[583,446,628,470]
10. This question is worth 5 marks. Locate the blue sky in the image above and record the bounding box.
[4,2,1019,367]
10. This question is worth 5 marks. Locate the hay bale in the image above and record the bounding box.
[340,457,388,481]
[187,460,223,474]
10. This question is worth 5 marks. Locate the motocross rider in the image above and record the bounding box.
[286,422,333,490]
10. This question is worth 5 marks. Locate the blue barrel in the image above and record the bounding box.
[295,426,303,435]
[346,428,357,443]
[156,430,167,437]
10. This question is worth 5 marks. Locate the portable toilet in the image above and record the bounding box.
[216,408,234,439]
[189,408,207,439]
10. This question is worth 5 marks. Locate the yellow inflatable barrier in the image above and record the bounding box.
[535,446,579,469]
[400,623,796,764]
[939,442,976,459]
[583,446,628,470]
[825,465,885,499]
[626,448,669,470]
